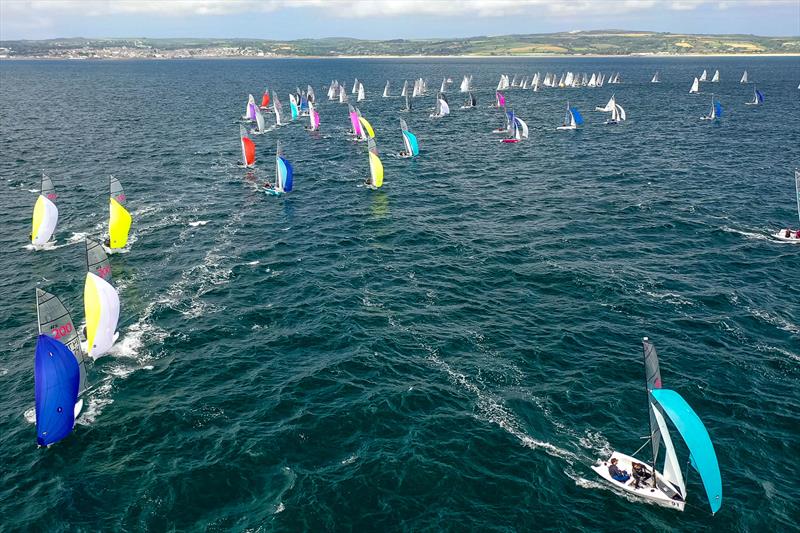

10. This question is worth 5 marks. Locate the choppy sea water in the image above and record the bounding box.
[1,57,799,531]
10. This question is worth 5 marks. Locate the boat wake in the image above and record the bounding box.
[721,226,772,242]
[425,347,579,463]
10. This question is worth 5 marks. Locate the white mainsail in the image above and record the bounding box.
[357,83,365,102]
[651,402,687,497]
[740,70,748,84]
[699,69,707,82]
[711,69,719,83]
[689,77,700,94]
[651,71,660,83]
[383,81,390,98]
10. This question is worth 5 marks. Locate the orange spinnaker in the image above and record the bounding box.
[261,92,270,107]
[243,137,256,165]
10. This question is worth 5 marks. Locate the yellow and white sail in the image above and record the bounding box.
[31,173,58,246]
[367,138,383,188]
[108,175,132,249]
[83,238,120,358]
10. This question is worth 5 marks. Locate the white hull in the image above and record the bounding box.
[774,230,800,242]
[556,125,577,131]
[74,398,84,418]
[591,451,686,511]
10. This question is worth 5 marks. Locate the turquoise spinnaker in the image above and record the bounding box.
[651,388,722,514]
[402,131,419,156]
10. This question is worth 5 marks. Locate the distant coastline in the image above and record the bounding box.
[2,31,798,60]
[3,53,799,61]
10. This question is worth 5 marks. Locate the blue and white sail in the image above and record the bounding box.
[273,141,294,194]
[400,118,419,156]
[746,86,765,105]
[650,388,723,514]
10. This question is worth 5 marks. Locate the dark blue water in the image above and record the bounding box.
[1,57,799,531]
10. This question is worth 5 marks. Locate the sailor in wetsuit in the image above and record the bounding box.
[608,458,630,483]
[632,462,652,488]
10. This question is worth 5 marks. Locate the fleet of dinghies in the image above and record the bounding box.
[26,69,791,516]
[29,174,134,446]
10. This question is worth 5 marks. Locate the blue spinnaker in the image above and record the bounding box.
[34,335,80,447]
[278,157,293,192]
[570,107,584,125]
[403,130,419,156]
[651,388,722,514]
[714,102,723,118]
[756,90,764,103]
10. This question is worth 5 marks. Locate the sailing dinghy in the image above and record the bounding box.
[243,94,257,122]
[288,94,299,120]
[357,82,366,102]
[399,118,419,158]
[773,169,800,242]
[357,108,376,142]
[31,172,58,249]
[429,93,450,118]
[651,71,660,83]
[260,88,271,109]
[83,238,120,359]
[744,86,764,106]
[364,137,384,190]
[252,104,267,134]
[34,287,89,446]
[266,141,293,196]
[348,104,363,140]
[604,96,627,125]
[699,69,708,82]
[556,102,583,131]
[272,92,285,126]
[108,175,132,251]
[460,92,477,109]
[700,94,722,121]
[305,101,320,131]
[402,93,412,112]
[502,112,528,143]
[740,70,748,84]
[591,337,722,514]
[711,69,719,83]
[689,77,700,94]
[239,125,256,168]
[383,81,390,98]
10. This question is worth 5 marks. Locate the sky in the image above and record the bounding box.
[1,0,798,41]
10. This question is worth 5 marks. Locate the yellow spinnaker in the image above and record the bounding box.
[109,197,132,249]
[31,195,58,245]
[358,117,375,139]
[369,152,384,188]
[32,196,46,242]
[84,273,102,354]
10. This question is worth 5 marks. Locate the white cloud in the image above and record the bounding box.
[3,0,792,19]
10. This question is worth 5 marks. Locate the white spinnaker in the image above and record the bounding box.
[616,104,626,121]
[85,272,120,358]
[651,402,687,497]
[515,117,529,139]
[255,106,266,132]
[439,99,450,116]
[32,196,58,245]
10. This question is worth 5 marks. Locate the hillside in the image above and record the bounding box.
[2,31,798,59]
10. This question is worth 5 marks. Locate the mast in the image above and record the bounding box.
[795,169,800,225]
[643,337,663,488]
